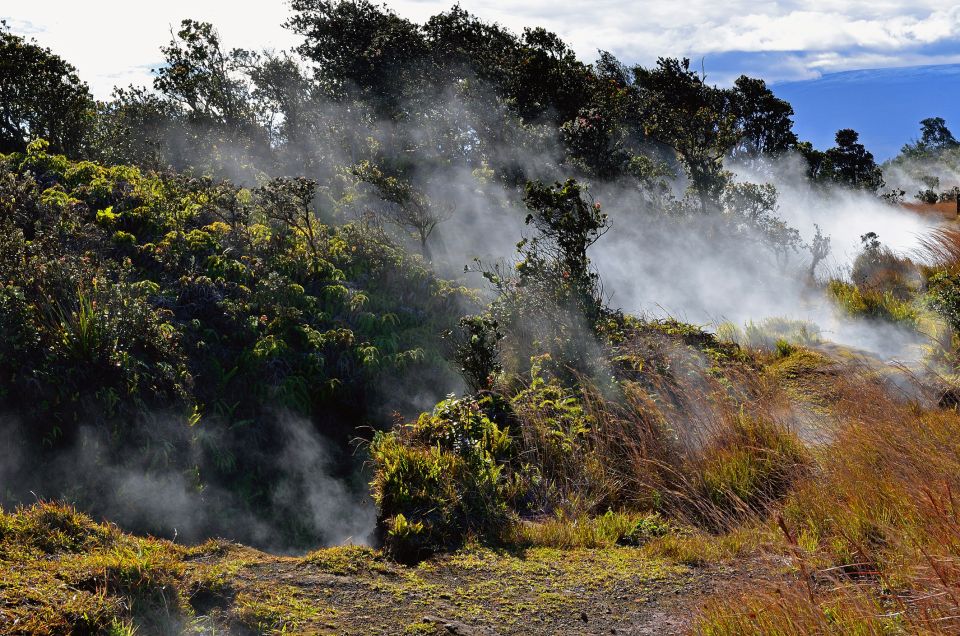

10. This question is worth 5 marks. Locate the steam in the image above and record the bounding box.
[113,13,949,372]
[7,15,951,549]
[407,143,939,363]
[884,152,960,201]
[590,153,937,362]
[271,414,376,546]
[0,413,375,551]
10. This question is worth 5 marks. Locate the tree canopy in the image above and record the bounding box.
[0,24,92,155]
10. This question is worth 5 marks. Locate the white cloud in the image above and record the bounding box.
[3,1,298,98]
[4,0,960,98]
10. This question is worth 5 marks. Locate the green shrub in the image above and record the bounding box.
[410,395,514,461]
[774,338,795,358]
[928,270,960,333]
[0,147,471,545]
[510,355,593,478]
[618,512,674,546]
[508,510,658,548]
[370,401,512,562]
[450,315,503,392]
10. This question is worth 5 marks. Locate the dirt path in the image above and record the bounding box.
[184,543,783,635]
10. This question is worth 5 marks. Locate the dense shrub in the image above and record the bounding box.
[370,395,513,561]
[928,270,960,333]
[827,279,918,326]
[0,143,470,545]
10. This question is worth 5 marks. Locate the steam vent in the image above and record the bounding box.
[3,2,960,633]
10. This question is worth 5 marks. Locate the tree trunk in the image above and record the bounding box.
[420,232,431,260]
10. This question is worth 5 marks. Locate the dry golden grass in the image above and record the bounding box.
[696,363,960,634]
[918,226,960,270]
[902,201,959,223]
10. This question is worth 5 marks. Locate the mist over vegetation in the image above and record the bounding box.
[7,4,960,633]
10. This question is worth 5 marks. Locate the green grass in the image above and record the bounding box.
[827,279,918,326]
[506,510,672,549]
[0,502,189,635]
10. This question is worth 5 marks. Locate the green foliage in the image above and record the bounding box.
[618,512,674,546]
[370,395,513,561]
[508,509,664,549]
[634,59,797,212]
[901,117,959,158]
[0,145,469,544]
[511,355,593,468]
[0,25,92,155]
[805,128,885,192]
[774,338,795,358]
[827,280,918,326]
[928,270,960,333]
[352,159,452,256]
[721,181,802,266]
[472,179,611,379]
[450,315,503,392]
[520,179,608,309]
[411,395,514,461]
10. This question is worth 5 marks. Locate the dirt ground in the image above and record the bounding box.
[182,542,785,635]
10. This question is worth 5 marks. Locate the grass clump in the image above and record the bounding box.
[697,373,960,632]
[827,279,918,326]
[232,584,337,634]
[695,412,810,523]
[506,510,671,549]
[717,317,821,351]
[696,588,899,635]
[0,502,189,634]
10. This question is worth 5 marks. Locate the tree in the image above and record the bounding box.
[806,224,831,280]
[468,178,610,377]
[721,181,801,267]
[519,179,609,322]
[0,24,92,155]
[634,59,801,212]
[153,20,259,132]
[422,6,516,86]
[352,160,452,258]
[561,107,632,179]
[288,0,430,116]
[822,129,884,193]
[246,52,314,150]
[256,177,325,272]
[87,86,178,169]
[902,117,959,157]
[450,315,503,392]
[796,141,827,182]
[506,27,593,125]
[92,19,274,173]
[634,58,739,214]
[729,76,798,161]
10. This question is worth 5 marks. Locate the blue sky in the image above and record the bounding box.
[774,65,960,161]
[5,1,960,156]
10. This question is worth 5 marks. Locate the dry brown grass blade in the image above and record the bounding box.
[917,227,960,269]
